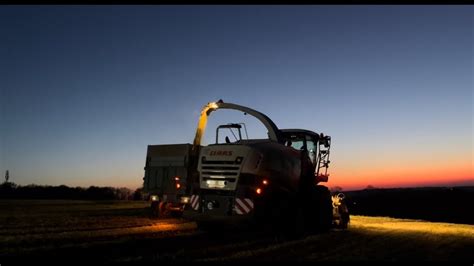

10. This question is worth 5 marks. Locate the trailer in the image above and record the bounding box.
[143,144,199,217]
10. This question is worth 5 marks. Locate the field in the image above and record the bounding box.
[1,200,473,263]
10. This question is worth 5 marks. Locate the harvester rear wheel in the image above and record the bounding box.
[305,185,332,233]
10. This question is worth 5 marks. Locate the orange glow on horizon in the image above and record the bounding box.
[328,157,473,190]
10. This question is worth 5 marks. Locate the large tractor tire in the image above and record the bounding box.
[304,185,332,233]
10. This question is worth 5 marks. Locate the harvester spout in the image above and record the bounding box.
[192,101,220,147]
[192,99,282,149]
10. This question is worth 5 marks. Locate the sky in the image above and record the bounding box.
[1,6,472,191]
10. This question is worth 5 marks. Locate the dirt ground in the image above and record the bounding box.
[1,200,473,263]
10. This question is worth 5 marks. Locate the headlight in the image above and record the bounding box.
[150,195,159,202]
[180,196,190,204]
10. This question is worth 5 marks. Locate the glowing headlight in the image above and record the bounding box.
[150,195,159,202]
[180,196,190,204]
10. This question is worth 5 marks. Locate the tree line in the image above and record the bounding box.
[0,182,144,200]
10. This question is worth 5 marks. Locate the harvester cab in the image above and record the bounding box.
[280,130,331,184]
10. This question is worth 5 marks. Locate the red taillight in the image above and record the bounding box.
[256,188,262,194]
[175,176,181,189]
[262,179,269,185]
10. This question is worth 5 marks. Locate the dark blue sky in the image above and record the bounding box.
[1,6,472,189]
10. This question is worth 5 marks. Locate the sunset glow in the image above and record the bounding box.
[330,160,473,191]
[1,6,472,191]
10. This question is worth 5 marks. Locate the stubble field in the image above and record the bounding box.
[1,200,473,263]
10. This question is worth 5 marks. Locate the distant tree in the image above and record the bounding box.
[133,187,144,201]
[0,179,17,198]
[0,182,141,200]
[115,187,133,200]
[85,186,116,200]
[366,185,377,190]
[5,170,9,183]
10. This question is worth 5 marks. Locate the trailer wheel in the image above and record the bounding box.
[150,201,160,218]
[159,201,171,217]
